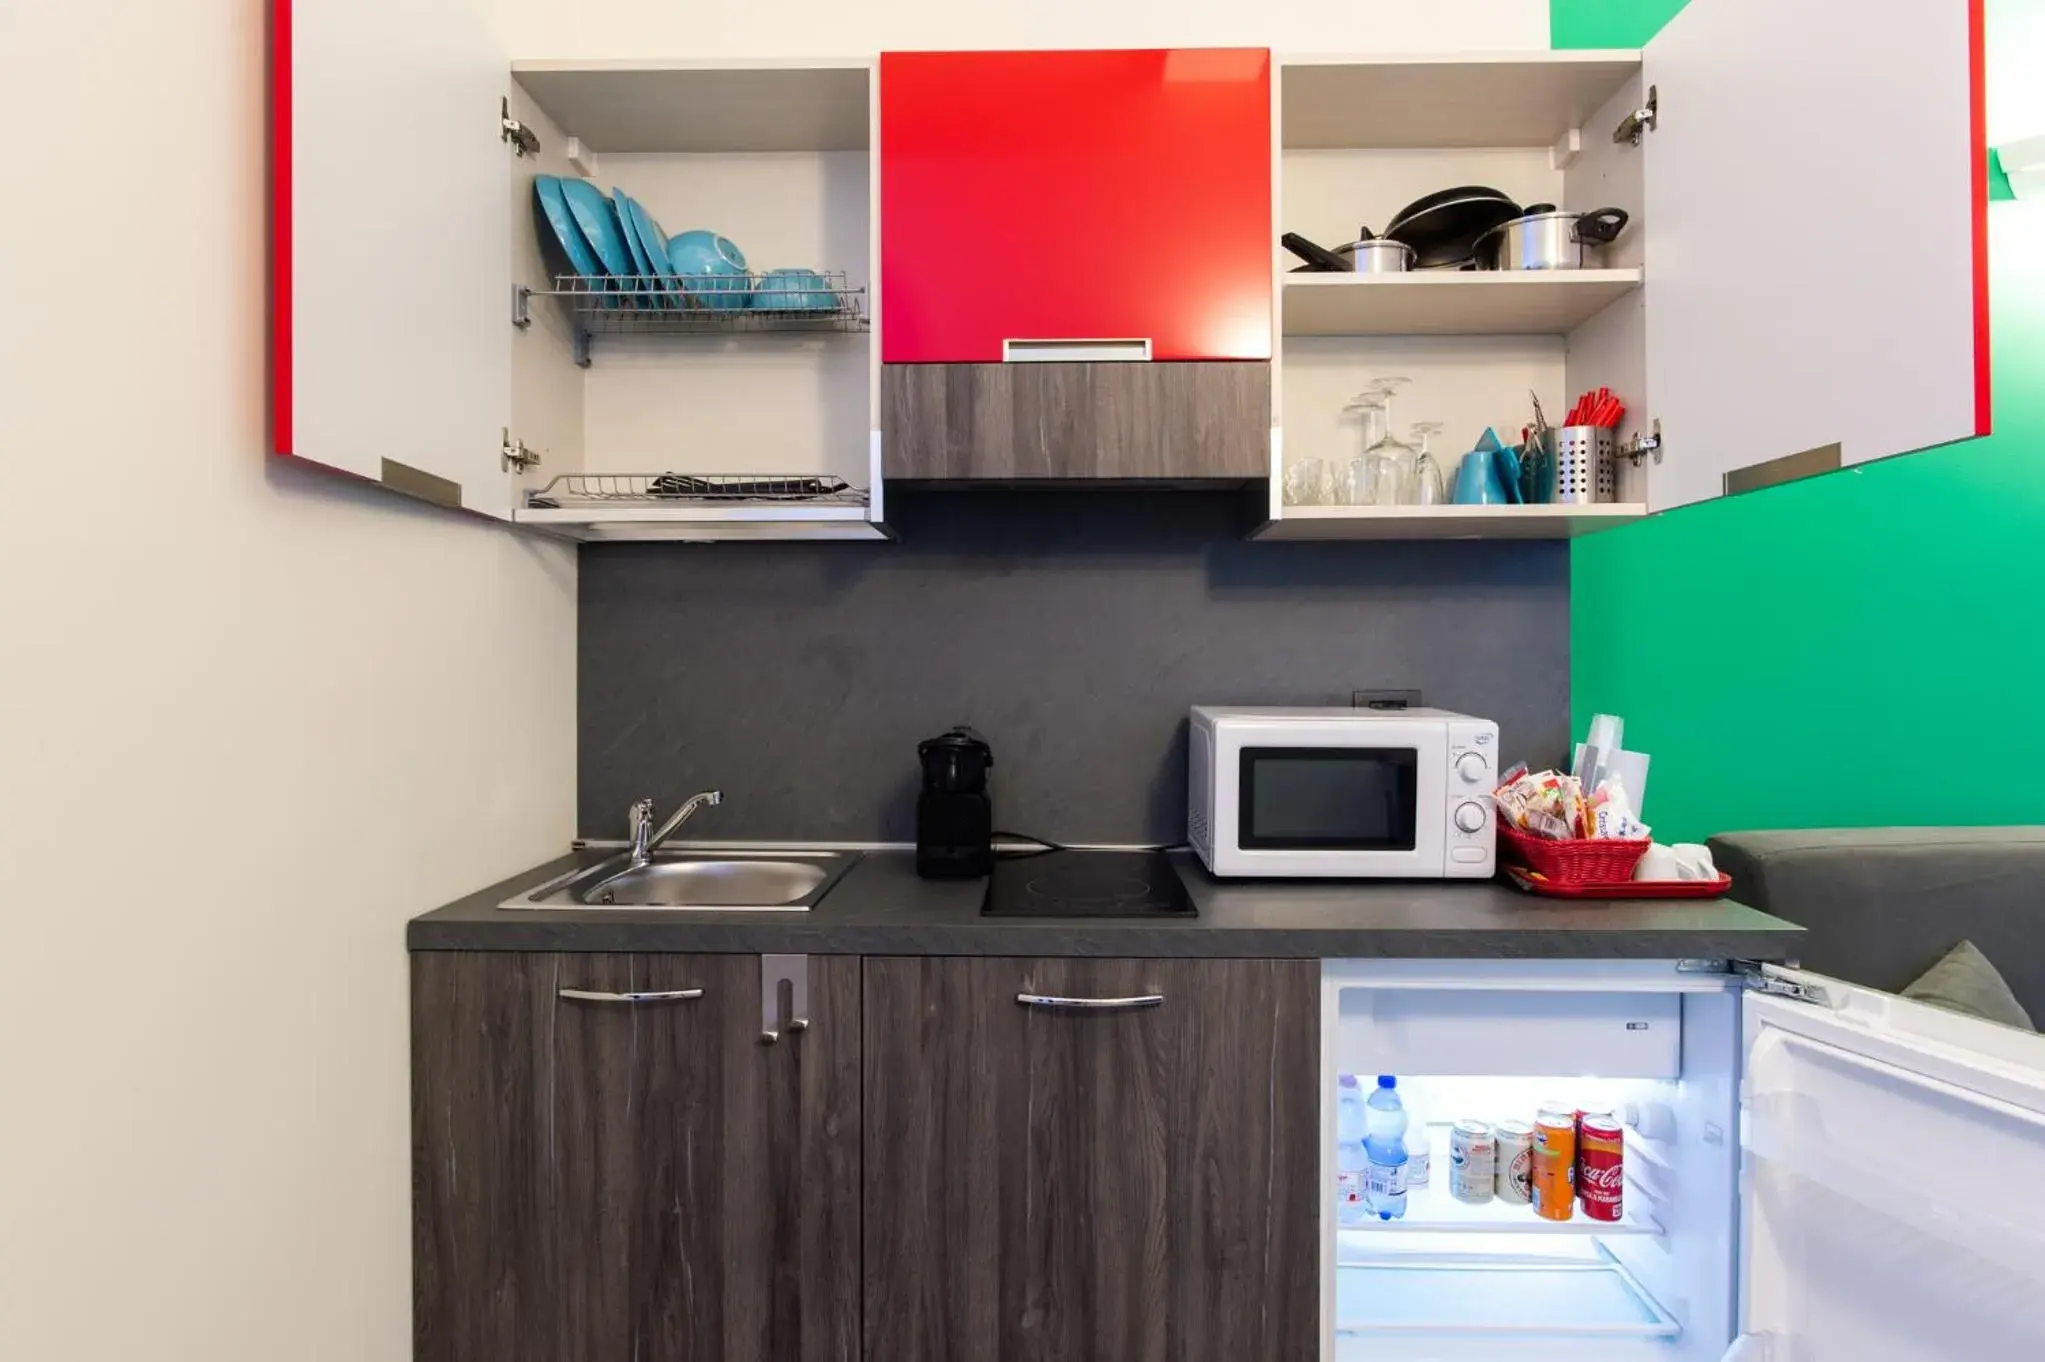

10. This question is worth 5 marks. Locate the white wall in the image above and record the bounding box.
[487,0,1550,59]
[0,4,576,1362]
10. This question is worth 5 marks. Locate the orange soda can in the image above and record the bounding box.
[1532,1106,1577,1221]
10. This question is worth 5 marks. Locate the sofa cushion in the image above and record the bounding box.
[1709,827,2045,1020]
[1902,940,2036,1031]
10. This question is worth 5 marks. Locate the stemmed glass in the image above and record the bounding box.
[1365,376,1420,505]
[1409,420,1447,506]
[1340,390,1392,504]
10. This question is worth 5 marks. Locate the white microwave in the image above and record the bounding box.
[1189,706,1498,878]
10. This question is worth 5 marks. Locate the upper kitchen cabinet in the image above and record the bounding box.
[1262,0,1987,539]
[272,0,887,540]
[878,49,1274,483]
[880,49,1272,364]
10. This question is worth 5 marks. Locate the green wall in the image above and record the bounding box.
[1561,0,2045,840]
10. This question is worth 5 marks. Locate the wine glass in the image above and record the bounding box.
[1409,421,1447,506]
[1341,391,1391,504]
[1366,377,1419,504]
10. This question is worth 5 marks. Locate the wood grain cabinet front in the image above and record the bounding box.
[860,957,1321,1362]
[881,360,1271,480]
[412,952,861,1362]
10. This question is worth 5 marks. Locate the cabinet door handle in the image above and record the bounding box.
[557,987,705,1004]
[1016,993,1164,1012]
[1002,338,1152,363]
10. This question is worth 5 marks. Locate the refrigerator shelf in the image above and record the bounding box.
[1340,1128,1662,1235]
[1334,1242,1680,1339]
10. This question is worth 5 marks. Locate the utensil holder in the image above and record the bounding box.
[1541,425,1617,505]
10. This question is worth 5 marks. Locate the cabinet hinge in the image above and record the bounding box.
[501,428,541,473]
[1618,419,1663,466]
[1614,85,1659,146]
[1733,961,1831,1007]
[501,96,541,157]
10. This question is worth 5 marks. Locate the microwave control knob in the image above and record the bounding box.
[1454,802,1488,834]
[1456,752,1489,784]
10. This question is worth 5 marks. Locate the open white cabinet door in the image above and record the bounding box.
[1641,0,1987,510]
[1736,968,2045,1359]
[273,0,514,517]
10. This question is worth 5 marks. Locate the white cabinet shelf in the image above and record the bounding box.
[1283,271,1643,337]
[1280,51,1642,150]
[510,59,872,153]
[514,504,887,542]
[1256,504,1647,541]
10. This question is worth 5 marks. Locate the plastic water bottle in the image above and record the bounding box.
[1336,1136,1368,1227]
[1406,1093,1431,1186]
[1337,1074,1366,1142]
[1365,1075,1409,1145]
[1364,1076,1411,1219]
[1364,1136,1409,1220]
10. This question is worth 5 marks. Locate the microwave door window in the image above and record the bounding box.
[1239,748,1418,850]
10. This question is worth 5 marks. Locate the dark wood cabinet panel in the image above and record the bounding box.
[412,951,557,1362]
[881,362,1271,481]
[862,957,1320,1362]
[413,953,860,1362]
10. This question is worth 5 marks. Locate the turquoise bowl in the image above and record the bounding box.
[666,230,750,310]
[751,267,838,312]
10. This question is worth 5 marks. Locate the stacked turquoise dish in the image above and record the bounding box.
[534,176,800,312]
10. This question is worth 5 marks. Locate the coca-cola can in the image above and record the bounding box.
[1578,1112,1625,1222]
[1494,1121,1534,1205]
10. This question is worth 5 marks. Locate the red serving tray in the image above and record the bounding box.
[1504,865,1735,900]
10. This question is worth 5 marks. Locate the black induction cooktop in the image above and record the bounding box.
[982,849,1196,919]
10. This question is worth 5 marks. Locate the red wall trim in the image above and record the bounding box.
[1970,0,1991,437]
[270,0,292,457]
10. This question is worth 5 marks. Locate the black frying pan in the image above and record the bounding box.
[1383,186,1524,270]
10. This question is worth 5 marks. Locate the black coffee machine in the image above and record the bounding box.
[917,726,994,878]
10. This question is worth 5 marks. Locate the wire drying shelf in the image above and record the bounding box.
[524,473,869,511]
[516,272,868,361]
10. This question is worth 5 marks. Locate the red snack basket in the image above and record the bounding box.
[1497,822,1651,885]
[1504,866,1734,900]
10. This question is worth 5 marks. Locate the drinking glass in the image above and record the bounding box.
[1409,420,1447,506]
[1284,456,1330,506]
[1365,377,1419,504]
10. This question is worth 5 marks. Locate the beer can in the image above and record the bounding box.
[1448,1121,1496,1204]
[1532,1108,1577,1221]
[1578,1112,1625,1222]
[1494,1121,1535,1205]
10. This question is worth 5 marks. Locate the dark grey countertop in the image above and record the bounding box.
[408,849,1804,960]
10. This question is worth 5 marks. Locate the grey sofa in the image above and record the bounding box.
[1710,827,2045,1020]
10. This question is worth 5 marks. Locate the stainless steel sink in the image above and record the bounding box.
[506,849,859,912]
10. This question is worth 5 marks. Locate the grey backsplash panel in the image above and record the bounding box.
[580,491,1569,843]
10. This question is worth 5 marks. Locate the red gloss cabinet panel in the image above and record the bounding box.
[881,49,1272,363]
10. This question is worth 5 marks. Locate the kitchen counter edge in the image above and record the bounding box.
[406,850,1805,962]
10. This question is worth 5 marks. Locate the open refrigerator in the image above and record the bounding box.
[1320,959,2045,1360]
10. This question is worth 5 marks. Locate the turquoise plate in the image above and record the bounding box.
[532,175,604,280]
[611,187,655,285]
[559,179,634,277]
[618,192,680,308]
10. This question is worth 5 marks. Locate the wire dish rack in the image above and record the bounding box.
[516,271,868,362]
[524,473,869,511]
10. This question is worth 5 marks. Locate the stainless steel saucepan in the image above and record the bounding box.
[1479,206,1630,271]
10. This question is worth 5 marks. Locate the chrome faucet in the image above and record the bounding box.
[626,789,724,866]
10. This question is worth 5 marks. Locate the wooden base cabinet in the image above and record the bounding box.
[412,952,861,1362]
[861,957,1320,1362]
